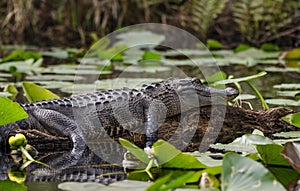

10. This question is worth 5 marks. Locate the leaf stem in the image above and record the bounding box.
[246,81,269,110]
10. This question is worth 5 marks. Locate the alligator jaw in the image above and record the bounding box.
[195,86,239,105]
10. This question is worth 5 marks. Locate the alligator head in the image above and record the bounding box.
[143,77,239,115]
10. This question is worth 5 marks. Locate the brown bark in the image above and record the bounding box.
[23,106,297,152]
[125,106,297,151]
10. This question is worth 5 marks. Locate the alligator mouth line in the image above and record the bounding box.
[196,87,239,101]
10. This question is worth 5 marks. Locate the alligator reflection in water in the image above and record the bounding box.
[0,144,127,185]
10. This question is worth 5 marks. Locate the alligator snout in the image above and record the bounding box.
[224,87,239,100]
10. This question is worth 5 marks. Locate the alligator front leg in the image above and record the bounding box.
[31,108,86,168]
[144,100,167,149]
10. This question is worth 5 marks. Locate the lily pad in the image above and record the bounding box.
[235,48,280,60]
[256,144,290,166]
[0,96,28,125]
[0,180,27,191]
[116,31,165,48]
[22,82,60,102]
[119,138,149,164]
[210,134,274,154]
[273,131,300,138]
[273,83,300,90]
[95,78,162,90]
[265,99,300,106]
[154,140,207,168]
[282,113,300,128]
[222,153,285,191]
[264,66,300,73]
[276,90,300,98]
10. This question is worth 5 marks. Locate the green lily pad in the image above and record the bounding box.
[0,180,27,191]
[285,48,300,60]
[210,134,274,154]
[0,96,28,125]
[147,172,196,191]
[119,138,149,164]
[282,113,300,128]
[207,39,222,50]
[116,31,165,48]
[273,83,300,90]
[41,50,69,59]
[22,82,60,102]
[260,43,279,52]
[142,51,161,61]
[235,48,280,59]
[161,49,212,57]
[222,153,285,191]
[234,44,251,53]
[26,74,85,81]
[115,63,170,73]
[273,131,300,138]
[276,90,300,98]
[0,59,42,74]
[256,144,290,166]
[95,78,162,90]
[266,99,300,106]
[59,180,151,191]
[264,66,300,73]
[154,140,207,169]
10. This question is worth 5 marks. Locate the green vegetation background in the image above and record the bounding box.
[0,0,299,49]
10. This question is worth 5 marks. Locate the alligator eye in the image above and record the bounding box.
[192,78,202,85]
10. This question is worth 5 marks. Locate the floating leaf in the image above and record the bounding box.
[1,50,41,62]
[204,71,227,84]
[95,78,162,90]
[266,99,300,106]
[282,113,300,128]
[22,82,60,102]
[207,39,222,50]
[59,180,151,191]
[0,96,28,126]
[273,83,300,90]
[116,31,165,48]
[234,44,251,53]
[146,173,172,191]
[141,51,161,61]
[0,180,27,191]
[222,153,285,191]
[119,138,149,164]
[285,48,300,60]
[268,167,299,187]
[276,90,300,98]
[235,48,280,60]
[260,43,279,52]
[256,144,290,166]
[154,140,207,169]
[210,134,273,154]
[273,131,300,138]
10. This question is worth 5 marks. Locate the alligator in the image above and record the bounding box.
[0,77,238,162]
